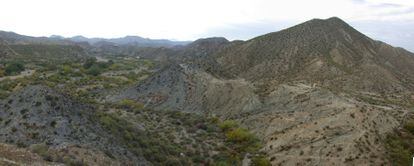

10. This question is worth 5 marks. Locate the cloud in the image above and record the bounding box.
[381,7,414,16]
[346,0,414,21]
[361,0,414,6]
[351,20,414,51]
[350,0,367,4]
[371,3,403,8]
[350,0,402,7]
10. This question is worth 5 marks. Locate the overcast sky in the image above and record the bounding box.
[0,0,413,51]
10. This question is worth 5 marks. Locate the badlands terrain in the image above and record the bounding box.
[1,17,414,165]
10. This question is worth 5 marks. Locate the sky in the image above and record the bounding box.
[0,0,413,51]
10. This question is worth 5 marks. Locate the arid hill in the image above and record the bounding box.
[110,17,414,165]
[215,17,414,97]
[1,17,414,165]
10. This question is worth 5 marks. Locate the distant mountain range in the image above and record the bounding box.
[65,35,190,47]
[0,30,190,47]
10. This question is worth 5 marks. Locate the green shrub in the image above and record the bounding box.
[99,114,119,133]
[118,99,144,110]
[66,159,86,166]
[219,120,239,131]
[95,111,267,165]
[31,143,52,161]
[226,128,254,143]
[35,101,42,107]
[385,117,414,166]
[60,65,73,75]
[404,121,414,134]
[252,156,271,166]
[385,135,412,166]
[31,143,48,154]
[20,108,29,115]
[16,141,27,148]
[50,121,57,127]
[5,62,25,75]
[83,57,112,76]
[86,64,103,76]
[96,111,201,164]
[191,155,204,163]
[0,69,5,77]
[164,158,182,166]
[83,57,97,69]
[218,119,263,154]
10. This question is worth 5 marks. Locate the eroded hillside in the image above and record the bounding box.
[1,17,414,166]
[109,17,414,165]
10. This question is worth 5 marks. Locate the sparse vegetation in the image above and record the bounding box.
[82,57,113,76]
[2,16,413,166]
[252,155,272,166]
[0,68,5,77]
[117,99,144,110]
[97,111,190,164]
[385,116,414,166]
[94,110,269,165]
[0,54,152,102]
[217,120,268,163]
[30,143,52,161]
[219,120,238,131]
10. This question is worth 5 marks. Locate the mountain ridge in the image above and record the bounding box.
[0,30,190,48]
[214,17,414,97]
[68,35,190,47]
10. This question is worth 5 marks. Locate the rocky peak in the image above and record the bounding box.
[306,17,349,27]
[256,17,371,49]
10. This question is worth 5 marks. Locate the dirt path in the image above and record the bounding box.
[0,70,35,81]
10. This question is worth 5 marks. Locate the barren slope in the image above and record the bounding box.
[109,17,414,165]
